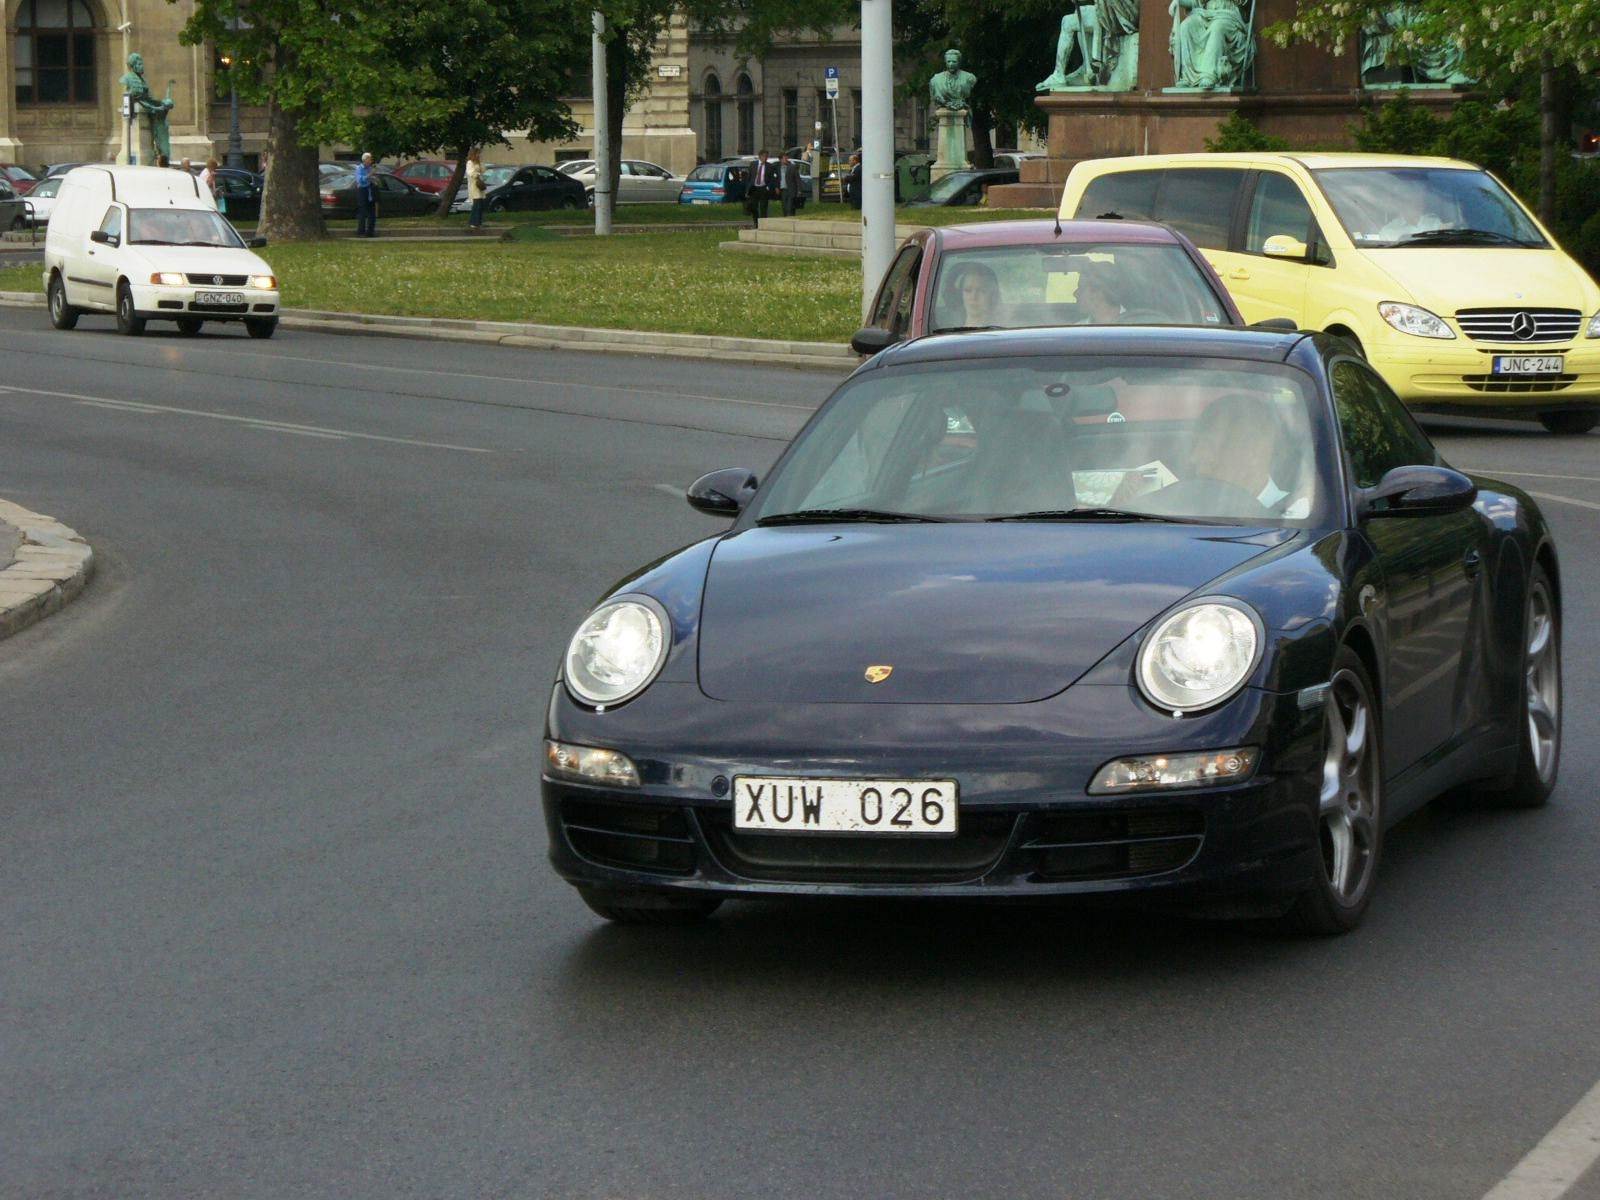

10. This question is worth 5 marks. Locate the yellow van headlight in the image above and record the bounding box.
[1378,302,1454,339]
[1586,310,1600,339]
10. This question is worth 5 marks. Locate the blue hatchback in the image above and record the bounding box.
[677,161,751,205]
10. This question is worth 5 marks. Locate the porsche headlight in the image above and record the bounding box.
[1378,301,1454,339]
[1137,600,1263,713]
[1586,309,1600,339]
[563,596,670,708]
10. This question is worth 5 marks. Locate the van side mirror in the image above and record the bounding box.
[89,229,116,246]
[248,236,268,248]
[1262,234,1309,260]
[687,468,759,516]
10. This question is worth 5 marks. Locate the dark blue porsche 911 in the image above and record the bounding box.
[542,325,1561,934]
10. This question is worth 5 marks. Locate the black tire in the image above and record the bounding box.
[10,214,25,231]
[114,282,145,336]
[561,195,581,210]
[47,274,78,330]
[1486,565,1560,807]
[244,317,278,340]
[1287,646,1384,935]
[1537,410,1599,435]
[175,317,204,336]
[488,198,507,214]
[585,189,595,209]
[576,885,723,925]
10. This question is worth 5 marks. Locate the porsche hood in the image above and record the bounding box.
[696,525,1279,704]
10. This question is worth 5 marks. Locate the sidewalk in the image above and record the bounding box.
[0,499,94,642]
[0,291,859,370]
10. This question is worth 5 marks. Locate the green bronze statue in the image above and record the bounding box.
[120,52,175,162]
[929,48,977,111]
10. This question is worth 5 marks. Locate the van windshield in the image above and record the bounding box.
[128,208,243,248]
[1314,166,1547,249]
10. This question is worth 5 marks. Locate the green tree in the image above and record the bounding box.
[1205,112,1291,151]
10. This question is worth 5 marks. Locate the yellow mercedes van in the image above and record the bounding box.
[1059,152,1600,433]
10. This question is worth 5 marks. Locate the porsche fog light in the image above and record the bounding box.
[563,596,670,708]
[1378,301,1454,340]
[1587,310,1600,339]
[151,272,185,286]
[1137,600,1262,713]
[1090,747,1259,794]
[544,739,640,787]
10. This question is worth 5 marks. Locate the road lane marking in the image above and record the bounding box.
[1460,468,1600,486]
[1527,490,1600,513]
[248,425,349,441]
[1482,1076,1600,1200]
[6,384,492,453]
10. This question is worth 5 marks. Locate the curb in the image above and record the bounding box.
[0,499,94,642]
[0,291,858,372]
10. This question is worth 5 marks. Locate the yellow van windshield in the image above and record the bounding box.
[1314,166,1547,249]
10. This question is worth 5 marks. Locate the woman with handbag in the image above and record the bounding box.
[466,148,487,230]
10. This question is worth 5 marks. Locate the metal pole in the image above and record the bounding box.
[226,67,243,169]
[860,0,895,320]
[116,9,131,164]
[592,10,612,236]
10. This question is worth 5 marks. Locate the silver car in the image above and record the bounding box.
[557,159,683,205]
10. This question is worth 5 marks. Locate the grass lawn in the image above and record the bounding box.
[0,226,868,342]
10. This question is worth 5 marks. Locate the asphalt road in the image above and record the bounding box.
[4,307,1600,1200]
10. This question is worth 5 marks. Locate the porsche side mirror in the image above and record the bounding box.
[1262,234,1309,260]
[1360,465,1477,519]
[850,326,895,356]
[1250,317,1299,332]
[687,468,759,516]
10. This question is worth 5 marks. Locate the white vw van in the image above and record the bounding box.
[43,165,280,339]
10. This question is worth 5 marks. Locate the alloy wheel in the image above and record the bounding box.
[1319,666,1379,905]
[1524,580,1560,785]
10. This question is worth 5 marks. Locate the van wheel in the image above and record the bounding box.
[114,282,145,336]
[244,317,277,339]
[175,317,204,336]
[47,275,78,330]
[1537,410,1598,435]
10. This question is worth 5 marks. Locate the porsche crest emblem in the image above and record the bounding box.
[864,665,894,684]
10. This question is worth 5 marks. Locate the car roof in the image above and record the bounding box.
[929,218,1191,248]
[1079,151,1478,172]
[864,324,1308,370]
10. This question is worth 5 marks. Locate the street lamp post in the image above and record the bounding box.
[221,54,243,169]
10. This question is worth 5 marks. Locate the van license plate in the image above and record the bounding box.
[1493,355,1563,375]
[195,290,244,305]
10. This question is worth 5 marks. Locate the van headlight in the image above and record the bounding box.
[250,275,277,290]
[1137,600,1263,713]
[1378,301,1454,339]
[150,272,185,286]
[563,596,670,708]
[1586,310,1600,338]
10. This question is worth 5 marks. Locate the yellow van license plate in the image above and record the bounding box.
[1493,355,1563,375]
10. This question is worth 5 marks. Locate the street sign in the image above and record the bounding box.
[825,77,839,99]
[825,66,839,78]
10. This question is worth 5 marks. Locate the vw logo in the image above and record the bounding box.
[1510,311,1537,340]
[212,275,223,285]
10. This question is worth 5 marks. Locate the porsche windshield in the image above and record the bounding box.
[1314,166,1547,249]
[128,208,243,247]
[749,356,1332,527]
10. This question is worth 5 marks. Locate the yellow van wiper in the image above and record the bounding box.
[1398,228,1540,248]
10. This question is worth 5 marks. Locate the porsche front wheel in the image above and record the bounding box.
[1290,646,1383,934]
[1488,566,1560,807]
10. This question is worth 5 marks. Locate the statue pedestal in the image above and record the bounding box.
[931,107,971,181]
[134,114,155,166]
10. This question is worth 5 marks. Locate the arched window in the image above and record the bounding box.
[736,73,755,157]
[703,73,723,162]
[15,0,99,106]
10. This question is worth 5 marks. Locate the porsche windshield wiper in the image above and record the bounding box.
[986,506,1201,523]
[928,324,1004,334]
[757,508,945,526]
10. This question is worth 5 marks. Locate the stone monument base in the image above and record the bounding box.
[930,107,971,182]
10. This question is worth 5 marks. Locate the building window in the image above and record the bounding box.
[816,89,831,147]
[15,0,98,106]
[736,73,755,157]
[703,73,723,162]
[782,88,799,150]
[852,89,863,149]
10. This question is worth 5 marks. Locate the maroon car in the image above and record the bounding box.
[0,163,40,195]
[851,218,1245,355]
[392,159,458,194]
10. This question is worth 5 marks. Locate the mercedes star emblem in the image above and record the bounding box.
[1510,311,1537,340]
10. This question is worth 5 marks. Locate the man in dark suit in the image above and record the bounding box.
[745,150,775,227]
[778,153,803,217]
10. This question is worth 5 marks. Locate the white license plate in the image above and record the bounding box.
[690,199,711,205]
[733,776,958,835]
[1493,354,1564,374]
[194,290,245,305]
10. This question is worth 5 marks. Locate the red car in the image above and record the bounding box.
[851,218,1246,355]
[0,163,40,195]
[392,159,458,194]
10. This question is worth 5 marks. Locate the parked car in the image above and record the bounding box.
[448,165,514,213]
[393,159,458,194]
[482,164,586,212]
[43,165,279,338]
[992,150,1046,171]
[16,174,62,226]
[212,169,263,222]
[851,219,1245,355]
[904,167,1020,208]
[542,323,1560,934]
[319,169,439,218]
[0,179,26,230]
[678,160,752,205]
[0,163,40,195]
[557,159,684,205]
[43,162,94,179]
[1059,151,1600,434]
